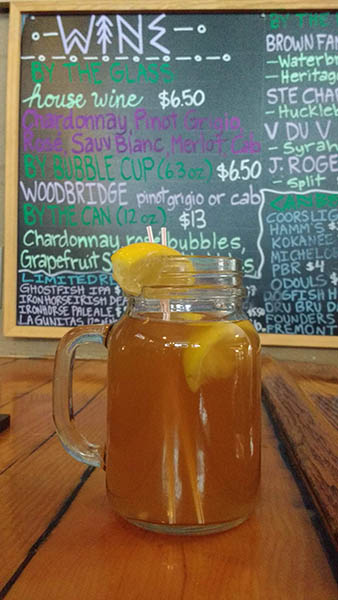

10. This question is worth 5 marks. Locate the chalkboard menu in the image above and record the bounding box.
[4,6,338,345]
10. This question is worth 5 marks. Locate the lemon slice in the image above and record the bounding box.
[111,242,181,295]
[174,312,203,322]
[182,321,248,393]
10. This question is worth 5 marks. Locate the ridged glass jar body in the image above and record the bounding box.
[105,256,261,534]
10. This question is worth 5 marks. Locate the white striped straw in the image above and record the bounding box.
[146,225,154,243]
[161,227,167,246]
[158,225,204,524]
[159,226,170,320]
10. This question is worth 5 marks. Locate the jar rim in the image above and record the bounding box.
[154,254,242,274]
[161,254,241,263]
[139,254,245,295]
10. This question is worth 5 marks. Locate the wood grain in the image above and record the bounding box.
[1,357,337,599]
[3,411,337,600]
[0,359,16,367]
[0,360,106,473]
[0,359,55,409]
[0,387,106,587]
[262,356,338,552]
[9,0,338,10]
[3,0,20,338]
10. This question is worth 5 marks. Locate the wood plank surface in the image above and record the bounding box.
[0,360,106,473]
[0,359,16,367]
[0,359,54,409]
[0,388,106,588]
[2,410,337,600]
[262,356,338,552]
[9,0,338,14]
[0,357,337,600]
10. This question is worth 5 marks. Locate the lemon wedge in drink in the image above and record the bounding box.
[174,312,203,322]
[111,242,181,295]
[182,321,255,393]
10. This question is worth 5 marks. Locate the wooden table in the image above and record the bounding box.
[0,356,337,600]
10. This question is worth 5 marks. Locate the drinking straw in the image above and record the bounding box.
[162,380,205,526]
[155,227,205,525]
[163,412,177,525]
[144,226,176,521]
[160,225,176,521]
[160,227,167,246]
[164,370,205,525]
[177,407,205,524]
[146,225,154,243]
[159,226,170,321]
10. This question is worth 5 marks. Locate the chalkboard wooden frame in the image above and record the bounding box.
[4,0,338,347]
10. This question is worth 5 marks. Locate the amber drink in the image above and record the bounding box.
[53,253,261,535]
[106,314,261,533]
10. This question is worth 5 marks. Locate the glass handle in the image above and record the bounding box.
[53,324,111,467]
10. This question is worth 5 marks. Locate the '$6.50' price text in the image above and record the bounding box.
[217,159,262,182]
[158,89,206,110]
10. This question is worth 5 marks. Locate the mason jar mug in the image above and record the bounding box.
[53,256,261,535]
